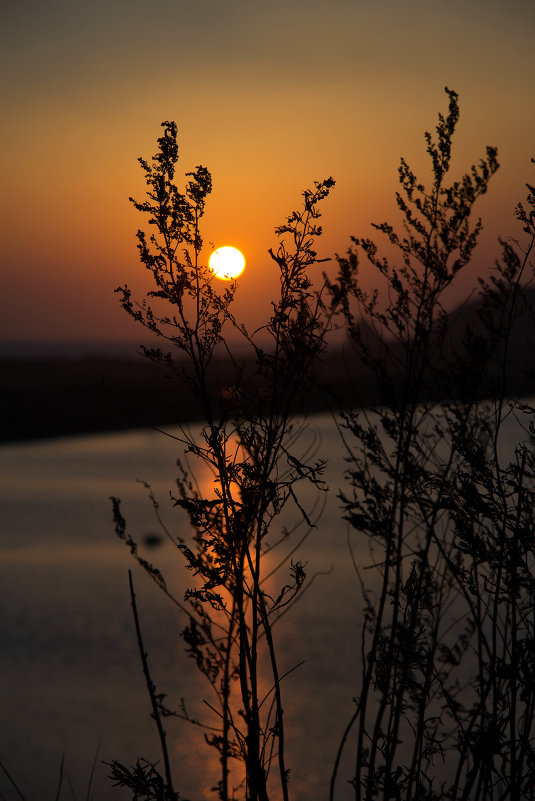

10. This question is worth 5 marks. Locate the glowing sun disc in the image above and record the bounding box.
[209,246,246,280]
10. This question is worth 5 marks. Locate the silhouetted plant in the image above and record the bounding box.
[108,757,179,801]
[110,96,535,801]
[443,166,535,801]
[111,121,334,801]
[327,88,535,801]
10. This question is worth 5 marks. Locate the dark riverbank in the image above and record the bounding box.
[3,285,535,444]
[0,350,357,444]
[0,354,214,443]
[2,343,534,444]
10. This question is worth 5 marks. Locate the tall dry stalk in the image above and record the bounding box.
[328,89,535,801]
[109,121,334,801]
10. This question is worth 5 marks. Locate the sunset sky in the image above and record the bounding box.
[2,0,534,351]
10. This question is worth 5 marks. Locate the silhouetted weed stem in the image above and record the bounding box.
[328,88,535,800]
[108,96,535,801]
[0,761,26,801]
[53,753,65,801]
[112,120,334,800]
[128,569,177,800]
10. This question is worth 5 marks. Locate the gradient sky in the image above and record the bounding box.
[2,0,534,349]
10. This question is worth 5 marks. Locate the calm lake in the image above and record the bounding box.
[0,413,365,801]
[1,407,530,800]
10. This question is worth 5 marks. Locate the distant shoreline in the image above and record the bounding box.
[1,347,534,445]
[3,288,535,443]
[0,353,344,445]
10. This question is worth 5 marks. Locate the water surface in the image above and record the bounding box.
[0,417,360,800]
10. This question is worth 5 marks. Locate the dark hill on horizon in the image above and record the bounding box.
[1,289,535,444]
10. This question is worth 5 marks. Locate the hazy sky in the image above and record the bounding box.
[2,0,534,348]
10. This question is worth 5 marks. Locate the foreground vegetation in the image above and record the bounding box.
[111,117,335,801]
[108,88,535,801]
[327,90,535,801]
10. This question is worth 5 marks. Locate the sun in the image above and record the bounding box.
[209,246,246,280]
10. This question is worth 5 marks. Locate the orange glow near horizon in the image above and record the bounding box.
[1,1,534,348]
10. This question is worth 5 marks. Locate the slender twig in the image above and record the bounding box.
[0,762,26,801]
[128,570,175,799]
[54,752,65,801]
